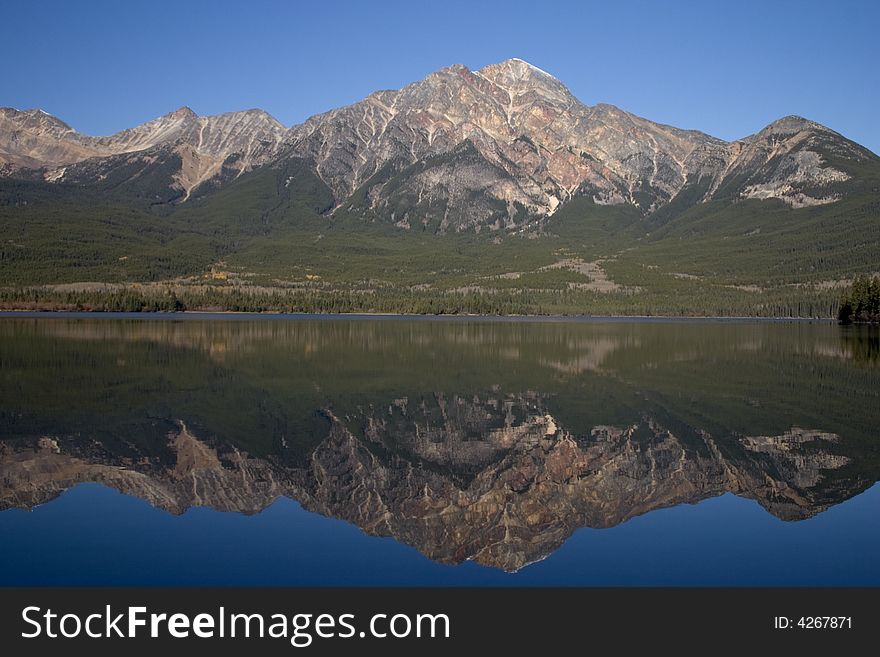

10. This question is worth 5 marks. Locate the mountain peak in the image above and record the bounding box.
[481,58,558,81]
[167,106,198,120]
[0,106,77,136]
[759,115,826,137]
[2,106,67,122]
[474,58,572,105]
[424,63,471,81]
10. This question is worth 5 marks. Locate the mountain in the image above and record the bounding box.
[0,407,867,572]
[0,107,114,171]
[4,59,870,225]
[283,59,737,230]
[1,105,286,201]
[713,115,874,206]
[1,58,878,315]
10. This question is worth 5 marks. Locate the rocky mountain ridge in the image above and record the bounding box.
[0,396,865,572]
[0,105,286,200]
[2,58,873,230]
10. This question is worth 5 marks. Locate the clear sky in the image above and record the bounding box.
[3,0,878,151]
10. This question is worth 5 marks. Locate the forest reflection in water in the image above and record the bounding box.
[0,316,878,576]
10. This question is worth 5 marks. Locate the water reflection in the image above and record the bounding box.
[839,325,880,364]
[0,317,877,571]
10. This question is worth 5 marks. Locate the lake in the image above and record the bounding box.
[0,314,878,585]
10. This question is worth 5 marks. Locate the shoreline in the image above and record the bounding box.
[0,309,838,323]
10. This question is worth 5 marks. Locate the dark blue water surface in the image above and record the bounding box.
[1,483,878,586]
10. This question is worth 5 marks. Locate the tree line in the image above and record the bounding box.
[0,283,843,318]
[838,275,880,323]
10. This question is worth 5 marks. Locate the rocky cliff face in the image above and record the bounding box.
[714,115,871,207]
[1,58,873,227]
[0,426,286,515]
[282,59,728,228]
[299,398,857,570]
[0,394,865,572]
[0,105,286,200]
[0,108,112,170]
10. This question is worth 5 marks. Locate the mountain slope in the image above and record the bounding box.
[0,108,112,170]
[282,59,729,229]
[0,58,878,315]
[0,105,286,201]
[5,58,873,228]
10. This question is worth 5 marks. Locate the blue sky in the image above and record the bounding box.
[3,0,878,151]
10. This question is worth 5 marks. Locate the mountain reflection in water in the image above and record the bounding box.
[1,317,877,572]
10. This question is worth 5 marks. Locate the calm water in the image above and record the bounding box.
[0,314,878,586]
